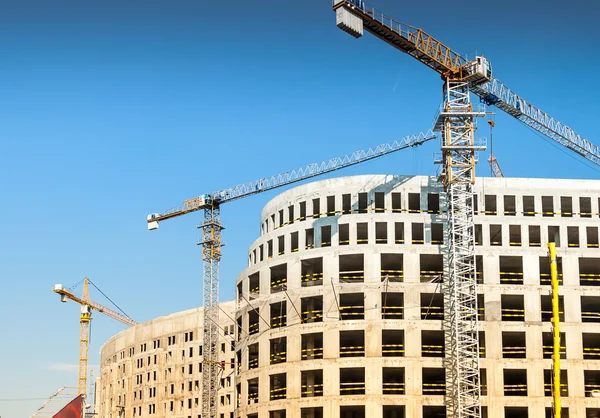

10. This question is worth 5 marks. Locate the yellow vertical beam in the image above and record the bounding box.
[79,278,91,398]
[548,243,561,418]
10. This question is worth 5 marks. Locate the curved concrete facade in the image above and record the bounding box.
[95,302,236,418]
[234,175,600,418]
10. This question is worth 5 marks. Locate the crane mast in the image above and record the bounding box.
[148,130,436,418]
[54,278,136,401]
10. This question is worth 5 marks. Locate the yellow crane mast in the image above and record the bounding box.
[53,277,137,400]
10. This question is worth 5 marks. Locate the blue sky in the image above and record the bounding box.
[0,0,598,416]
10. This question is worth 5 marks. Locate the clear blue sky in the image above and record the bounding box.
[0,0,598,416]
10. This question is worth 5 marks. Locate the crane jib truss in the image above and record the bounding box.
[148,130,436,418]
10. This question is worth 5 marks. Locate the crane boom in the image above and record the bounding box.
[472,79,600,166]
[54,285,137,327]
[147,130,436,227]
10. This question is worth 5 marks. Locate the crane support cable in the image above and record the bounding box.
[150,130,435,223]
[472,79,600,166]
[87,278,131,319]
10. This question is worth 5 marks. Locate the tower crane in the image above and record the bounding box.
[147,130,436,418]
[53,277,137,402]
[332,1,600,418]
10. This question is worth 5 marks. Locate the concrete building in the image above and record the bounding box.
[95,174,600,418]
[95,301,237,418]
[234,175,600,418]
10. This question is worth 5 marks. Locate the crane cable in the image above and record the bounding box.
[88,279,131,319]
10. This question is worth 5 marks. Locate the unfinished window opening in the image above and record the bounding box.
[475,255,484,285]
[383,406,405,418]
[475,224,482,245]
[422,330,444,358]
[431,223,443,245]
[270,411,286,418]
[339,293,364,320]
[580,257,600,286]
[270,264,287,293]
[300,257,323,288]
[339,224,349,245]
[542,196,554,217]
[358,192,368,214]
[357,222,368,244]
[422,368,445,395]
[412,222,424,244]
[479,369,487,396]
[270,337,286,365]
[301,332,323,360]
[340,368,365,395]
[342,194,351,214]
[301,296,323,323]
[305,228,314,249]
[568,226,579,247]
[395,222,405,244]
[477,294,485,321]
[509,225,521,246]
[278,235,285,255]
[544,408,569,418]
[502,332,526,359]
[544,369,569,397]
[529,225,541,246]
[321,225,331,247]
[291,232,299,252]
[583,296,600,322]
[300,201,306,220]
[327,195,336,216]
[312,198,320,219]
[248,311,259,335]
[548,226,561,246]
[392,192,401,213]
[484,195,497,215]
[376,222,388,244]
[381,253,404,282]
[288,205,294,224]
[587,226,599,248]
[504,369,527,396]
[301,369,323,398]
[428,193,440,214]
[268,240,275,258]
[248,343,258,370]
[382,330,404,357]
[490,224,502,246]
[584,370,600,397]
[542,332,566,359]
[382,292,404,319]
[561,196,573,217]
[523,196,535,216]
[279,209,284,227]
[504,407,528,418]
[270,301,287,328]
[581,197,592,217]
[269,373,286,400]
[539,256,564,285]
[259,244,264,262]
[421,293,443,320]
[501,295,524,321]
[339,254,364,283]
[408,193,420,213]
[247,378,259,404]
[271,214,276,230]
[236,317,242,341]
[499,256,523,284]
[375,192,385,213]
[237,282,243,303]
[421,254,444,283]
[479,331,486,358]
[504,195,516,215]
[541,295,565,322]
[473,193,479,214]
[341,406,365,418]
[383,367,405,395]
[583,333,600,360]
[422,406,446,418]
[340,330,365,357]
[302,407,323,418]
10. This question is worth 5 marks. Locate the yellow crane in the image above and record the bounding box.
[53,277,137,401]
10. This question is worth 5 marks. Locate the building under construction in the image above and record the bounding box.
[95,175,600,418]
